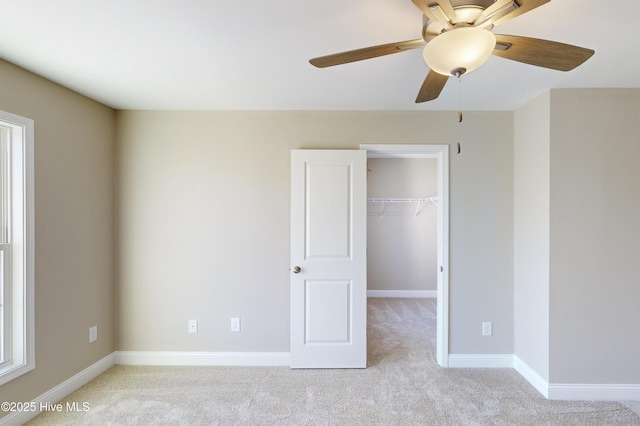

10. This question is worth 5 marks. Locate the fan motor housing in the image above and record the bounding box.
[422,3,495,42]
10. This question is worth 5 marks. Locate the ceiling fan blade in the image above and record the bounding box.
[309,39,425,68]
[416,70,449,103]
[480,0,549,26]
[411,0,441,25]
[493,34,594,71]
[411,0,456,26]
[432,1,458,22]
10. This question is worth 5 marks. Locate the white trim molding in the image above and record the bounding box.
[115,351,291,367]
[448,354,514,368]
[361,143,449,368]
[548,384,640,401]
[513,355,640,401]
[0,353,115,426]
[367,290,436,298]
[513,355,549,398]
[0,110,35,386]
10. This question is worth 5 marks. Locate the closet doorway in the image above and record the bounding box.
[361,144,449,367]
[367,157,438,298]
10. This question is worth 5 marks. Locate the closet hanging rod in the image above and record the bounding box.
[367,197,438,203]
[367,197,438,217]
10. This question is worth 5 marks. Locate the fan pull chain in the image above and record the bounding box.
[456,70,463,154]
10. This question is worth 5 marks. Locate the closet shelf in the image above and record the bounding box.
[367,197,438,217]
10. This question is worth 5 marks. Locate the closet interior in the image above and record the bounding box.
[367,158,438,297]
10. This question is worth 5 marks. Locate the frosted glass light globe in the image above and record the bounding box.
[423,27,496,76]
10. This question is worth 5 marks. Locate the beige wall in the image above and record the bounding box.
[0,58,636,409]
[0,60,115,411]
[514,88,640,386]
[116,110,514,355]
[549,89,640,383]
[367,158,438,292]
[514,92,551,380]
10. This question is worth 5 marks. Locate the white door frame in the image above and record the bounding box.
[361,144,449,367]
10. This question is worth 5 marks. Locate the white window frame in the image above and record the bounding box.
[0,110,34,384]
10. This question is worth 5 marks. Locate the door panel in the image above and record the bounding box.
[305,280,351,344]
[290,149,367,368]
[306,164,351,258]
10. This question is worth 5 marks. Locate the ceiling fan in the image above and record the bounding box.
[309,0,594,103]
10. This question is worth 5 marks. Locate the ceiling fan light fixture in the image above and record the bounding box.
[423,27,497,76]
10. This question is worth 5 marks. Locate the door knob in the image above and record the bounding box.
[292,266,301,274]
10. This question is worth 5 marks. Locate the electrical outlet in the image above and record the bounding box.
[89,325,98,343]
[230,317,241,332]
[188,319,198,333]
[482,321,493,336]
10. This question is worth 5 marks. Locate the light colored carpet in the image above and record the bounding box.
[29,298,640,425]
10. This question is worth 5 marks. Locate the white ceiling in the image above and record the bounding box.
[1,0,638,111]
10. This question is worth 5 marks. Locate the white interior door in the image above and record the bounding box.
[290,149,367,368]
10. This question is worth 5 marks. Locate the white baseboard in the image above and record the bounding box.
[367,290,436,298]
[513,355,640,401]
[114,351,291,367]
[513,355,549,398]
[548,384,640,401]
[448,354,514,368]
[0,353,115,426]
